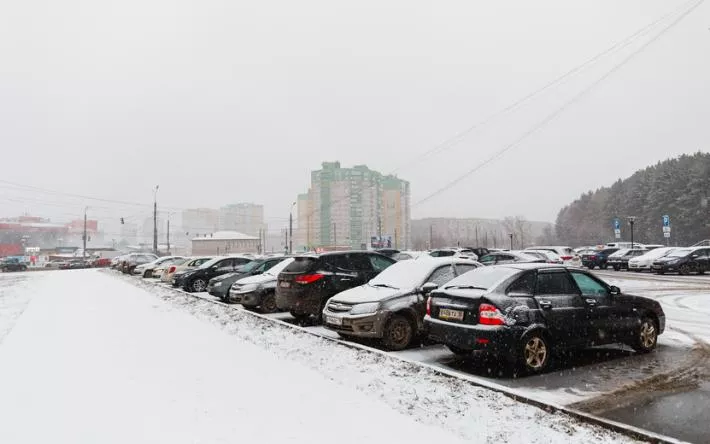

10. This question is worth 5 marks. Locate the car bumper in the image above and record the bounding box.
[207,285,229,299]
[228,289,262,306]
[275,289,321,315]
[651,264,676,272]
[627,263,650,270]
[322,310,387,339]
[425,317,519,355]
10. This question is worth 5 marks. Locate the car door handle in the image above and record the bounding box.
[538,300,552,309]
[585,298,598,306]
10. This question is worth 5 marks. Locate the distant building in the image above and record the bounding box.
[141,216,163,244]
[218,203,265,237]
[295,162,411,250]
[181,208,219,237]
[191,231,260,255]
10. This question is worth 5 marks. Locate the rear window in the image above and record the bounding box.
[282,257,317,273]
[443,266,519,290]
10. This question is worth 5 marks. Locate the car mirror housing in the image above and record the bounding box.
[420,282,439,294]
[609,285,621,296]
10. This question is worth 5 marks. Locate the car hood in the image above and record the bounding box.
[211,272,237,282]
[236,273,275,285]
[330,284,410,304]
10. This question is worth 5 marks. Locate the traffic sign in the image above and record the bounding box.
[613,219,621,230]
[662,215,670,228]
[663,226,671,233]
[614,228,621,235]
[664,232,671,238]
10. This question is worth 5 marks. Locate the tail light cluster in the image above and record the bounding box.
[294,273,324,284]
[168,266,176,273]
[426,296,432,316]
[479,303,506,325]
[560,256,573,261]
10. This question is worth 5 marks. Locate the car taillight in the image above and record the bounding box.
[479,303,505,325]
[168,266,176,273]
[560,256,573,261]
[426,296,432,316]
[294,273,324,284]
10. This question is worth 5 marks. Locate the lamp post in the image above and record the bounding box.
[509,233,513,251]
[153,185,159,255]
[289,201,296,254]
[628,216,636,249]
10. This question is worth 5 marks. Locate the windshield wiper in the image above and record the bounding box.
[445,285,487,290]
[371,283,399,289]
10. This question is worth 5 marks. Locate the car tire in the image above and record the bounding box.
[260,292,278,313]
[447,345,472,356]
[601,264,608,270]
[613,265,620,271]
[382,314,415,351]
[587,265,595,270]
[191,279,207,292]
[142,270,151,278]
[519,331,551,374]
[630,317,658,353]
[679,264,691,275]
[290,311,310,323]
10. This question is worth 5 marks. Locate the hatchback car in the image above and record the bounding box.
[628,247,675,272]
[176,256,253,292]
[526,246,581,267]
[322,257,481,350]
[208,257,289,301]
[276,251,396,322]
[425,264,665,374]
[164,257,213,283]
[477,251,544,266]
[652,247,710,275]
[581,248,619,269]
[229,258,296,311]
[607,248,647,271]
[134,256,184,278]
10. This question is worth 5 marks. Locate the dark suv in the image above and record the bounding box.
[275,251,396,322]
[581,248,619,269]
[178,256,253,292]
[652,247,710,275]
[425,264,665,374]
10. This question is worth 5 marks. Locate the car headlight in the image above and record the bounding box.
[349,302,380,315]
[237,283,259,293]
[213,282,222,287]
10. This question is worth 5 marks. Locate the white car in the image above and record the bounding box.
[134,256,184,278]
[525,246,581,267]
[628,247,676,272]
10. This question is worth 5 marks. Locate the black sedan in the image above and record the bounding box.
[424,264,665,374]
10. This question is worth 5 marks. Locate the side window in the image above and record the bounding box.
[455,264,479,276]
[497,254,514,262]
[507,272,536,296]
[326,255,353,271]
[427,265,457,286]
[233,258,251,267]
[261,260,280,272]
[479,254,496,264]
[369,255,395,272]
[570,272,608,297]
[216,259,233,271]
[535,272,577,295]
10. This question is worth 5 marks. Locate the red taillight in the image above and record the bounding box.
[426,296,432,316]
[479,303,505,325]
[168,266,176,273]
[560,256,573,261]
[294,273,324,284]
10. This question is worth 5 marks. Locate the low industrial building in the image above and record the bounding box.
[190,231,260,255]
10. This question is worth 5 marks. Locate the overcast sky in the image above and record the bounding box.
[1,0,708,233]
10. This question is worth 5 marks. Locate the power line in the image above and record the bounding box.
[414,0,705,207]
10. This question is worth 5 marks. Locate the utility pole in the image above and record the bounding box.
[377,216,382,246]
[394,228,398,250]
[289,202,295,254]
[306,215,311,251]
[429,225,433,249]
[509,233,513,251]
[475,225,479,246]
[82,207,87,262]
[153,185,159,255]
[166,219,170,255]
[628,216,636,249]
[333,222,337,250]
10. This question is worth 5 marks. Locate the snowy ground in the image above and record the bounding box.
[0,270,640,444]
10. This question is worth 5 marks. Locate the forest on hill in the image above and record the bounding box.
[554,152,710,247]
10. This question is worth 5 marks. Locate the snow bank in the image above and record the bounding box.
[122,273,640,443]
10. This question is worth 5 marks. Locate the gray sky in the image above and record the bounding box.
[1,0,708,233]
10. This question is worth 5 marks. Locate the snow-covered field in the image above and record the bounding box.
[0,270,640,444]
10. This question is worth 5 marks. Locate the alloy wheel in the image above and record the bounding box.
[192,279,207,292]
[639,320,657,349]
[524,337,548,370]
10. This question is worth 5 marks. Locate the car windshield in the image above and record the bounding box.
[369,260,442,289]
[198,257,224,269]
[443,266,519,290]
[236,260,263,273]
[667,249,693,258]
[265,258,295,276]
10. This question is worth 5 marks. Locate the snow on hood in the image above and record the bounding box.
[330,284,404,304]
[235,273,275,286]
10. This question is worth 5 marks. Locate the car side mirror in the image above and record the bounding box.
[420,282,438,294]
[609,285,621,296]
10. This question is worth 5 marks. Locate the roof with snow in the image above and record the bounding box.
[191,231,259,241]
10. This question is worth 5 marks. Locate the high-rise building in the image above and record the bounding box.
[181,208,219,238]
[218,203,265,237]
[295,162,411,250]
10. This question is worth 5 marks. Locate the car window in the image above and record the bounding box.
[507,272,536,296]
[328,254,361,271]
[232,257,252,266]
[535,271,578,295]
[455,264,478,275]
[215,259,234,270]
[427,265,457,286]
[369,254,395,272]
[478,254,496,264]
[570,272,608,297]
[497,254,515,261]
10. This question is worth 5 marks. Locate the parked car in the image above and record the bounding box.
[276,251,397,322]
[228,258,296,311]
[322,257,481,350]
[628,247,675,272]
[425,264,665,374]
[1,257,27,272]
[175,256,253,292]
[607,248,647,271]
[62,259,92,269]
[652,247,710,275]
[134,256,184,278]
[152,258,184,279]
[208,257,289,301]
[525,246,581,267]
[121,253,158,274]
[375,249,400,259]
[428,248,478,260]
[477,251,545,266]
[164,257,212,283]
[111,255,126,269]
[519,250,563,264]
[581,248,619,269]
[92,257,112,268]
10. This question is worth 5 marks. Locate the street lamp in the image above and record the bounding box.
[627,216,636,249]
[289,201,296,255]
[153,185,159,255]
[509,233,513,251]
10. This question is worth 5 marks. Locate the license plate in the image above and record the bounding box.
[439,308,464,321]
[279,281,291,288]
[326,315,342,326]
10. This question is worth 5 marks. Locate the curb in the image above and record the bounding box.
[123,273,688,444]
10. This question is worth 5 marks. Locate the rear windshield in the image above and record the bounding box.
[282,257,317,273]
[443,266,519,290]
